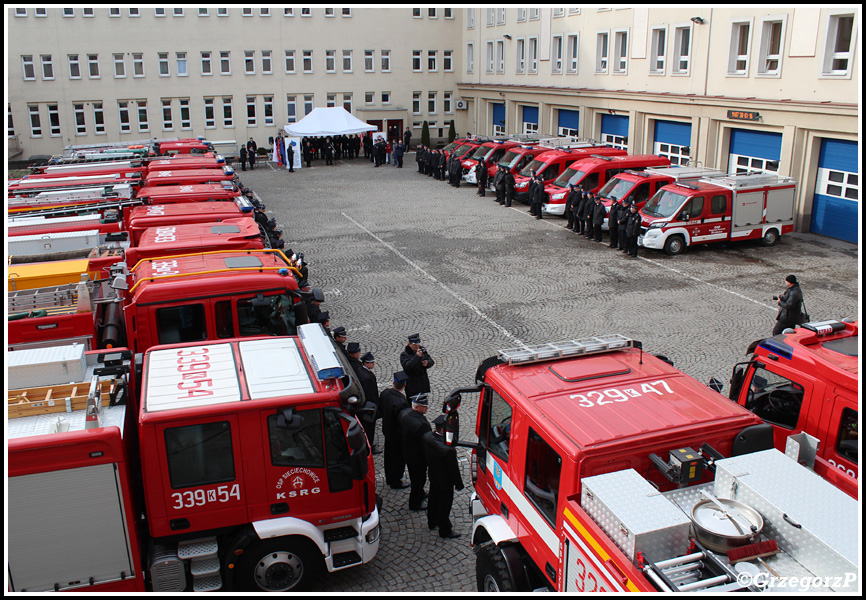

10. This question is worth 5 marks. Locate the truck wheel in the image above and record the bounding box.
[476,542,515,592]
[236,536,323,592]
[663,235,686,255]
[761,228,779,246]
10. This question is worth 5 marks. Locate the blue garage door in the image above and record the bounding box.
[522,106,538,135]
[728,129,782,174]
[558,109,579,137]
[601,114,629,149]
[492,103,505,136]
[653,120,692,165]
[811,139,858,243]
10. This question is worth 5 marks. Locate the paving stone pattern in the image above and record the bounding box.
[243,156,860,592]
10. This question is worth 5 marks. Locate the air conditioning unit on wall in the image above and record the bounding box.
[455,100,468,110]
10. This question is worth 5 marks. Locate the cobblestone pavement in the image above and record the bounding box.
[240,155,860,592]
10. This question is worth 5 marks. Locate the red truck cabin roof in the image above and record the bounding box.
[126,218,264,268]
[143,167,235,186]
[762,320,858,391]
[126,200,252,243]
[156,140,212,154]
[129,250,297,304]
[146,156,225,171]
[135,182,240,203]
[485,345,760,462]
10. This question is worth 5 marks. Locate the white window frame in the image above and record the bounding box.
[444,92,452,113]
[222,96,234,128]
[381,50,391,72]
[162,99,174,131]
[516,39,525,74]
[48,104,61,136]
[326,94,335,108]
[114,53,126,78]
[204,97,215,129]
[262,50,272,74]
[821,11,856,78]
[286,95,297,123]
[29,105,43,137]
[466,43,474,73]
[137,100,149,132]
[729,153,779,176]
[247,96,257,127]
[817,167,859,201]
[428,50,438,72]
[68,54,81,79]
[673,25,692,75]
[342,50,353,73]
[365,92,374,105]
[551,35,563,74]
[601,133,627,150]
[245,51,256,75]
[325,50,336,73]
[727,20,752,76]
[176,52,188,77]
[41,55,55,80]
[486,42,495,74]
[596,31,609,73]
[201,51,213,75]
[132,53,144,77]
[365,50,375,72]
[179,98,191,130]
[444,50,453,72]
[304,95,314,115]
[566,33,579,74]
[650,27,666,75]
[428,92,437,114]
[413,50,422,72]
[466,8,474,29]
[495,42,504,73]
[303,50,313,73]
[158,52,170,77]
[654,141,691,166]
[412,92,421,114]
[93,102,106,134]
[757,17,786,77]
[118,101,131,133]
[220,51,231,75]
[528,37,538,74]
[613,29,628,74]
[285,50,296,73]
[22,55,35,81]
[87,54,100,79]
[382,91,391,104]
[342,93,352,113]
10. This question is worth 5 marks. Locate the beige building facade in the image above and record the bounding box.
[7,6,860,241]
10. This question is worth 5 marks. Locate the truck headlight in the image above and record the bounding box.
[648,222,667,229]
[552,193,565,200]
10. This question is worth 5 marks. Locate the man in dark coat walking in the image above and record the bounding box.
[400,333,434,399]
[399,394,432,510]
[423,415,464,538]
[773,275,805,335]
[379,372,410,489]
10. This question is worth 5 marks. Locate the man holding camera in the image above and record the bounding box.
[400,333,435,400]
[773,274,805,335]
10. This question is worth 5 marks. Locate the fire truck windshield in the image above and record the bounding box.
[470,146,492,160]
[237,293,298,337]
[598,177,635,201]
[553,167,582,187]
[498,151,522,169]
[519,159,546,177]
[643,189,688,218]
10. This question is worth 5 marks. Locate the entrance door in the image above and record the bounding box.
[366,120,383,134]
[386,120,402,143]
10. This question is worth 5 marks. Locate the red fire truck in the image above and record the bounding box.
[30,160,147,180]
[726,318,858,498]
[461,140,526,182]
[143,166,237,187]
[145,155,227,172]
[154,138,214,155]
[639,172,797,255]
[124,219,267,267]
[126,199,254,244]
[515,146,628,203]
[487,145,550,186]
[8,323,379,592]
[135,182,241,205]
[543,154,670,216]
[440,335,857,592]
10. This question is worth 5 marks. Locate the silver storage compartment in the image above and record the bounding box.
[8,229,101,255]
[8,343,88,389]
[581,469,692,563]
[714,449,857,591]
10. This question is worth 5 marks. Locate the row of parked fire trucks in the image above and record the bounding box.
[7,136,858,593]
[443,135,797,255]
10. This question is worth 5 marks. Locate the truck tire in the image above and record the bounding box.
[236,536,323,592]
[663,234,686,256]
[761,228,779,246]
[475,542,515,592]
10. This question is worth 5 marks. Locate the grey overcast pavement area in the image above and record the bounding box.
[244,154,859,593]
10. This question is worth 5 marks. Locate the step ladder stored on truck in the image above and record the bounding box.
[8,279,94,316]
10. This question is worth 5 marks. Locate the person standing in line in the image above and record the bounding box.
[346,342,363,375]
[504,168,516,207]
[404,127,412,150]
[324,137,334,166]
[398,393,432,511]
[400,333,434,400]
[564,183,578,230]
[583,191,596,238]
[332,326,349,357]
[592,193,606,241]
[494,166,506,205]
[476,159,488,197]
[531,174,544,219]
[247,138,257,170]
[573,186,587,234]
[239,144,247,171]
[773,275,805,335]
[527,171,538,215]
[303,140,313,168]
[394,140,405,168]
[617,199,632,251]
[356,352,381,454]
[625,201,642,257]
[423,415,464,538]
[608,197,622,249]
[379,371,410,489]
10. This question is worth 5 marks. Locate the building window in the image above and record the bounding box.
[495,41,504,73]
[757,19,784,76]
[365,50,374,72]
[444,91,452,113]
[129,8,139,17]
[596,32,609,73]
[613,30,628,74]
[173,8,183,17]
[133,53,144,77]
[198,8,208,17]
[158,52,170,76]
[137,100,149,132]
[466,43,474,73]
[650,28,666,74]
[413,50,422,72]
[342,50,353,73]
[93,102,105,134]
[428,50,438,72]
[325,50,336,73]
[179,98,191,129]
[428,92,437,114]
[41,55,54,80]
[382,91,391,105]
[381,50,391,72]
[286,95,297,123]
[602,133,628,151]
[817,167,859,201]
[162,99,174,130]
[247,96,256,126]
[342,8,351,17]
[551,35,563,74]
[264,96,274,126]
[118,101,131,133]
[301,8,311,17]
[528,37,538,74]
[177,52,188,77]
[486,42,495,73]
[88,54,100,78]
[496,8,506,25]
[218,8,228,17]
[153,8,164,17]
[728,154,779,175]
[303,51,313,73]
[62,7,74,17]
[822,13,855,77]
[285,50,296,73]
[222,97,234,128]
[68,54,81,79]
[412,92,421,114]
[466,8,474,29]
[343,93,352,112]
[444,50,453,72]
[365,92,374,105]
[220,51,231,75]
[728,21,751,76]
[47,104,60,136]
[202,51,212,75]
[413,8,422,19]
[109,8,120,18]
[262,51,272,74]
[22,55,35,80]
[326,94,335,108]
[673,26,691,74]
[204,97,215,129]
[112,53,125,78]
[245,51,256,74]
[566,34,579,74]
[304,95,314,115]
[654,141,691,166]
[28,105,43,137]
[516,39,525,73]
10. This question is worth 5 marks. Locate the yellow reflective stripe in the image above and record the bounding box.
[563,508,641,592]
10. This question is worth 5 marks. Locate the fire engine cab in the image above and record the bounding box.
[8,324,379,592]
[441,336,857,592]
[727,319,858,498]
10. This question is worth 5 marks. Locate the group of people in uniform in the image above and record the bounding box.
[329,328,465,539]
[415,145,461,184]
[562,183,643,257]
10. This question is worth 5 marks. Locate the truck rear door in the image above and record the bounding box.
[815,398,858,496]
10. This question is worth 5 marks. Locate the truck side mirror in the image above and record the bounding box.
[276,408,303,431]
[345,417,369,480]
[444,412,460,447]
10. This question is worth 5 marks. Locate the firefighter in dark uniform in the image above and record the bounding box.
[574,187,588,234]
[494,166,506,204]
[379,371,410,489]
[531,174,545,219]
[476,159,488,196]
[504,168,515,207]
[564,183,578,230]
[398,394,432,510]
[423,415,464,538]
[617,199,632,251]
[346,342,363,375]
[400,333,434,400]
[332,326,349,357]
[608,196,622,248]
[625,201,642,257]
[356,352,380,454]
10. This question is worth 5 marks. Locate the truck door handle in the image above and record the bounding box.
[545,562,556,583]
[271,502,290,515]
[603,558,629,585]
[500,502,508,519]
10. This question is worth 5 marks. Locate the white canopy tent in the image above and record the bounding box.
[283,107,378,137]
